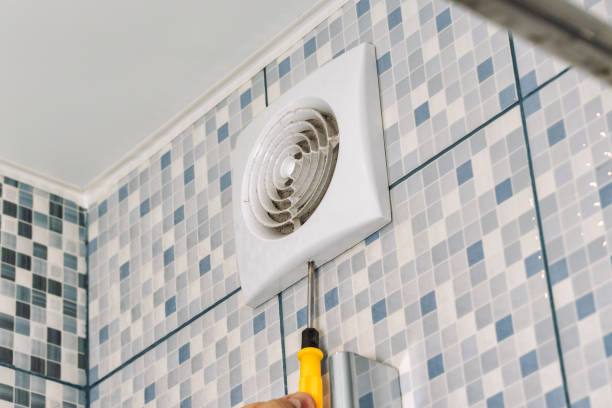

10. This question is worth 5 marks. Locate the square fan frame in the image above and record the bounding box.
[232,43,391,307]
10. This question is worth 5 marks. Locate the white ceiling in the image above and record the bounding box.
[0,0,318,188]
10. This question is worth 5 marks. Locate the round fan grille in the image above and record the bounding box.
[244,106,339,237]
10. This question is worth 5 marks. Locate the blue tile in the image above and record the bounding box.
[365,231,379,245]
[520,70,538,95]
[499,84,516,109]
[279,57,291,78]
[220,171,232,191]
[377,52,391,74]
[165,296,176,316]
[184,165,195,185]
[604,332,612,357]
[144,383,155,404]
[199,255,211,276]
[549,258,569,285]
[467,241,484,266]
[253,312,266,335]
[118,184,129,202]
[495,315,514,342]
[427,354,444,379]
[371,299,387,324]
[178,343,190,364]
[297,306,307,329]
[325,288,339,311]
[524,92,542,117]
[64,253,77,270]
[525,251,544,278]
[217,123,229,143]
[420,291,437,315]
[487,392,504,408]
[519,350,538,377]
[229,386,243,406]
[545,386,565,408]
[99,325,109,344]
[90,385,99,402]
[599,183,612,209]
[456,161,474,185]
[576,292,595,320]
[174,206,184,225]
[414,102,430,126]
[90,366,99,383]
[356,0,370,17]
[477,58,494,83]
[388,7,402,30]
[33,243,47,260]
[181,397,192,408]
[161,151,171,170]
[547,120,566,147]
[140,199,150,217]
[436,8,451,32]
[359,392,374,408]
[120,262,130,280]
[495,178,513,204]
[240,89,252,109]
[164,247,174,266]
[98,200,108,218]
[304,37,316,59]
[572,397,590,408]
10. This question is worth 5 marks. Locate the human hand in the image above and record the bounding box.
[243,392,316,408]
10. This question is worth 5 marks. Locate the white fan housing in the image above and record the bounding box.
[233,43,390,307]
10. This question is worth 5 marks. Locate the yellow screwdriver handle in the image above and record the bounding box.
[297,347,324,408]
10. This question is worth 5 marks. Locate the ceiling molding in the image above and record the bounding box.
[84,0,349,206]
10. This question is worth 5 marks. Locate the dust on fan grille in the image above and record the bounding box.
[245,107,339,235]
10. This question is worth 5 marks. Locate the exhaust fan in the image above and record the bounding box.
[233,43,390,307]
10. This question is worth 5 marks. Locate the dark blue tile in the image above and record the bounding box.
[545,386,565,408]
[520,70,538,95]
[325,288,339,311]
[64,253,77,270]
[604,332,612,357]
[279,57,291,78]
[487,392,504,408]
[524,92,542,117]
[240,89,252,109]
[164,247,174,266]
[297,306,307,329]
[436,8,451,32]
[230,385,243,406]
[599,183,612,209]
[174,206,184,225]
[120,262,130,280]
[519,350,538,377]
[499,84,516,109]
[388,7,402,30]
[572,397,591,408]
[456,161,473,185]
[218,123,229,143]
[99,325,109,344]
[304,37,316,59]
[467,241,484,266]
[359,392,374,408]
[547,120,566,147]
[477,58,494,82]
[184,165,195,185]
[356,0,370,17]
[181,397,192,408]
[576,292,595,320]
[161,151,171,170]
[549,258,569,285]
[365,231,379,245]
[420,291,437,315]
[179,343,190,364]
[253,312,266,335]
[98,201,108,218]
[414,102,430,126]
[199,255,211,276]
[427,354,444,379]
[220,171,232,191]
[140,199,150,217]
[90,385,99,402]
[165,296,176,316]
[495,178,513,204]
[144,383,155,404]
[377,52,392,74]
[371,299,387,324]
[525,251,544,278]
[495,315,514,342]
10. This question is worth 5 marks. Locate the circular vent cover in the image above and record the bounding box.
[243,106,339,237]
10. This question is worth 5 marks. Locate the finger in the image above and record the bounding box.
[285,392,316,408]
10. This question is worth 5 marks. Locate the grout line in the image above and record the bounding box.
[89,287,241,389]
[508,32,572,406]
[278,293,289,395]
[0,362,86,391]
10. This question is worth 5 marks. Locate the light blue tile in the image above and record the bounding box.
[575,293,595,320]
[545,386,566,408]
[519,350,538,377]
[549,259,569,285]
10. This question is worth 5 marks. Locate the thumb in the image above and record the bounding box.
[284,392,316,408]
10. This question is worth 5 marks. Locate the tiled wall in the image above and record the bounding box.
[1,0,611,407]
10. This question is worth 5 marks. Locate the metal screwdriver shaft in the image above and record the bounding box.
[307,261,315,329]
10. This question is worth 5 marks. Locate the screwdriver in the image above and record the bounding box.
[297,261,323,408]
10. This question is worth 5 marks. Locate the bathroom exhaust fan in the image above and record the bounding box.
[232,43,391,307]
